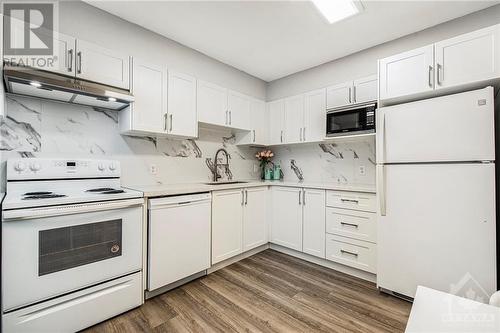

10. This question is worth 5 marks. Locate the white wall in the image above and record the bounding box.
[267,4,500,100]
[58,1,266,100]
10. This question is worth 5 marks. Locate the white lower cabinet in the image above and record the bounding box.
[324,190,377,273]
[302,189,326,258]
[212,187,268,264]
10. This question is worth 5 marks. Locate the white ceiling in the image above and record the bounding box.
[86,1,499,82]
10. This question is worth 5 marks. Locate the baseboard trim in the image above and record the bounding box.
[269,244,376,283]
[208,244,270,274]
[145,270,207,299]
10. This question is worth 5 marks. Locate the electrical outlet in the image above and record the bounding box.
[149,164,158,175]
[359,165,366,176]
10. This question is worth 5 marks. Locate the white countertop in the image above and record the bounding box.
[125,180,376,198]
[405,286,500,332]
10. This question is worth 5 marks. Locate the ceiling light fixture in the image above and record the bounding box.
[311,0,362,24]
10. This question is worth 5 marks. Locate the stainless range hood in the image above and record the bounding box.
[3,65,134,111]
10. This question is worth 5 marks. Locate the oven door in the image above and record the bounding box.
[2,198,143,312]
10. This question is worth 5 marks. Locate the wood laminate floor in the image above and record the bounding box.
[83,249,411,333]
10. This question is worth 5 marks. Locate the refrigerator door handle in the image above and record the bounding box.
[378,165,386,216]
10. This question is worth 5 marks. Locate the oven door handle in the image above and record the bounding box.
[2,198,144,221]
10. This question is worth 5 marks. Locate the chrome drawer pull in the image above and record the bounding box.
[340,198,359,204]
[340,249,358,257]
[340,222,359,228]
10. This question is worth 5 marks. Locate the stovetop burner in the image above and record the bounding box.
[22,194,67,200]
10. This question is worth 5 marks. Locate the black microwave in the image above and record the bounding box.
[326,102,376,137]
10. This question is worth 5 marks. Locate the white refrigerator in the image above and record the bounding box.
[376,86,497,300]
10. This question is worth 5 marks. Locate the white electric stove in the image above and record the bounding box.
[2,158,144,333]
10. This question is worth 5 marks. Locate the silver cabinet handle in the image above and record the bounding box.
[353,86,356,103]
[340,198,359,203]
[302,189,306,205]
[340,222,359,228]
[280,130,283,143]
[348,87,352,103]
[241,190,244,206]
[67,49,73,72]
[428,65,433,87]
[245,189,248,205]
[298,190,301,205]
[340,249,358,257]
[77,51,82,74]
[163,114,168,131]
[300,127,303,141]
[437,63,442,86]
[169,114,173,132]
[303,127,306,141]
[229,111,232,125]
[252,130,256,143]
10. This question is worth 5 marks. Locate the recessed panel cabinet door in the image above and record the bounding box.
[435,24,500,89]
[127,59,167,133]
[243,187,268,251]
[303,88,326,143]
[302,189,326,258]
[197,80,227,126]
[227,90,250,130]
[212,189,243,264]
[75,40,130,89]
[353,75,377,103]
[326,81,352,109]
[270,187,303,251]
[167,71,197,138]
[251,99,268,144]
[268,99,285,145]
[284,94,304,144]
[379,45,434,100]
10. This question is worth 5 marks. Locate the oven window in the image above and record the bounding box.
[39,219,122,276]
[329,112,360,132]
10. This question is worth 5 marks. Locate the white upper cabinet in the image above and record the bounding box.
[243,187,268,252]
[353,75,378,104]
[326,81,352,109]
[197,80,228,126]
[227,90,251,130]
[120,58,167,134]
[75,40,130,89]
[268,99,286,145]
[302,189,326,259]
[29,31,76,76]
[167,71,197,138]
[435,25,500,89]
[236,98,268,145]
[303,88,326,143]
[379,45,435,101]
[270,187,303,251]
[284,94,304,144]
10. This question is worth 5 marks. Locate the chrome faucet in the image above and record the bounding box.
[213,148,231,182]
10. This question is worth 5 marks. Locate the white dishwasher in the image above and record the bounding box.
[148,193,211,292]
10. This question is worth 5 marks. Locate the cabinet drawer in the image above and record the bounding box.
[326,191,376,212]
[326,234,376,273]
[326,208,376,243]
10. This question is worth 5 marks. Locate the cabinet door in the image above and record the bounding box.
[326,81,352,109]
[75,39,130,89]
[212,189,244,264]
[268,99,285,145]
[124,58,167,134]
[251,99,268,145]
[435,25,500,89]
[197,80,227,126]
[379,45,434,100]
[284,94,304,144]
[227,90,250,130]
[270,187,303,251]
[243,187,268,251]
[353,75,377,104]
[167,71,197,138]
[303,88,326,143]
[302,189,326,258]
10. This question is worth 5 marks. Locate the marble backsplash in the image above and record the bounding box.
[0,95,376,191]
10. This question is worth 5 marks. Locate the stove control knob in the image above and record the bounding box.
[14,161,26,172]
[109,163,117,171]
[97,163,106,171]
[30,162,41,172]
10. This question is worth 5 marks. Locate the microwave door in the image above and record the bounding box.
[327,109,363,135]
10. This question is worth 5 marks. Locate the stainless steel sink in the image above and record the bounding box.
[204,181,249,185]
